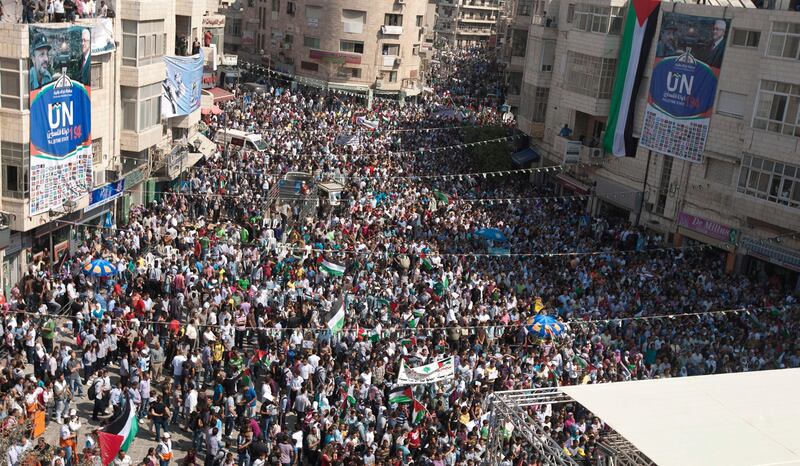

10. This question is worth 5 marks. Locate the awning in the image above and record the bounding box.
[201,105,223,115]
[511,148,540,167]
[208,87,235,103]
[562,368,800,466]
[554,172,590,195]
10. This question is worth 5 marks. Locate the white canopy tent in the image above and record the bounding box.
[562,368,800,466]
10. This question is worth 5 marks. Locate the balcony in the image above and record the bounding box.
[553,135,605,165]
[382,55,399,67]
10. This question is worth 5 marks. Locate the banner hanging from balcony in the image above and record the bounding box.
[639,12,730,163]
[603,0,661,158]
[28,26,93,216]
[161,50,204,118]
[91,18,116,55]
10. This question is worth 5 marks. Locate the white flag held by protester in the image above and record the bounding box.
[397,356,455,385]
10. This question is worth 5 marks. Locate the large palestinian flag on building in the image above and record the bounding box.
[603,0,661,157]
[97,398,138,465]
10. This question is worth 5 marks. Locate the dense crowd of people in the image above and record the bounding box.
[0,45,797,466]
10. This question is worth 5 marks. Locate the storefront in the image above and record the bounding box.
[739,238,800,292]
[674,211,739,273]
[593,176,642,225]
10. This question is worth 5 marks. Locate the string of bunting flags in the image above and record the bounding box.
[15,304,799,337]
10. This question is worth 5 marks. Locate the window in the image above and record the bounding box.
[300,61,319,71]
[90,63,103,89]
[767,21,800,59]
[385,14,402,27]
[304,36,320,48]
[511,29,528,57]
[517,0,533,16]
[532,87,549,122]
[0,58,21,110]
[225,18,243,37]
[286,1,295,15]
[271,0,279,12]
[541,40,555,71]
[92,139,103,165]
[1,141,29,198]
[655,155,673,215]
[705,157,734,186]
[572,5,623,35]
[350,68,362,78]
[388,71,398,83]
[567,4,575,23]
[732,29,760,48]
[382,44,400,56]
[342,10,366,34]
[416,15,424,27]
[507,72,522,95]
[340,40,365,54]
[716,90,747,118]
[121,83,161,132]
[564,51,617,99]
[753,80,800,136]
[122,20,166,67]
[738,154,800,207]
[306,5,321,27]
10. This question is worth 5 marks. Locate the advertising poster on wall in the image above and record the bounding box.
[161,50,204,118]
[29,26,93,216]
[639,12,730,163]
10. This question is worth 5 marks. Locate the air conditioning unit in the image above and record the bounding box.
[644,202,654,213]
[395,57,402,66]
[375,80,383,89]
[589,148,604,158]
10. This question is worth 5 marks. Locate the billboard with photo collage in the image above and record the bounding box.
[29,25,93,216]
[639,12,730,163]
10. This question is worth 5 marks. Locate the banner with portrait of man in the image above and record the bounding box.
[639,13,731,163]
[28,26,93,216]
[161,51,204,118]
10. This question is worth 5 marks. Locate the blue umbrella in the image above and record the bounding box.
[83,258,117,277]
[474,228,508,242]
[526,314,567,338]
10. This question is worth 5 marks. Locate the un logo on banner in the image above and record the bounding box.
[650,53,718,119]
[30,80,92,159]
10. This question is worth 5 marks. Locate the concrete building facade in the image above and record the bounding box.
[512,0,800,289]
[0,0,222,293]
[242,0,429,96]
[436,0,505,47]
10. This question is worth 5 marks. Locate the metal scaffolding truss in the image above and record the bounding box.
[484,388,655,466]
[484,389,580,466]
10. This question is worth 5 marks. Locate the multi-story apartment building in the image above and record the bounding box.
[513,0,800,289]
[243,0,429,97]
[436,0,504,47]
[0,0,223,292]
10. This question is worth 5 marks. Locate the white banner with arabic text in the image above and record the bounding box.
[397,356,454,385]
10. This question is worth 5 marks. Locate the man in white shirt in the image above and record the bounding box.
[112,451,132,466]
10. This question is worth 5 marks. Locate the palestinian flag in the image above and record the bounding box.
[412,399,427,425]
[408,317,419,329]
[603,0,661,157]
[320,259,345,276]
[98,398,138,465]
[400,336,417,347]
[254,349,271,368]
[388,387,414,405]
[326,297,346,334]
